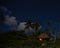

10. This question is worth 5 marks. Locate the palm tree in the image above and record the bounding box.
[47,20,51,30]
[46,20,52,36]
[43,20,52,41]
[24,19,33,36]
[31,22,41,37]
[34,22,41,32]
[24,19,42,37]
[45,27,49,34]
[44,27,51,39]
[47,20,51,26]
[25,19,32,29]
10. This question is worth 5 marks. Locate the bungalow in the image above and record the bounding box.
[39,33,50,41]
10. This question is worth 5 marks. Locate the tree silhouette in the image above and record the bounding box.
[34,22,41,32]
[25,19,32,29]
[24,19,33,36]
[46,20,52,35]
[31,22,41,37]
[45,27,49,33]
[47,20,51,26]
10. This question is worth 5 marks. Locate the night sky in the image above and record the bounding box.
[0,0,60,32]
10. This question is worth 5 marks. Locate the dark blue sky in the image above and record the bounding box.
[0,0,60,31]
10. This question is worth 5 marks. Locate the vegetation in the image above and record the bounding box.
[0,15,60,48]
[0,30,60,48]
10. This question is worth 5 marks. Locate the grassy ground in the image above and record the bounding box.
[5,39,60,48]
[56,39,60,48]
[0,31,60,48]
[0,38,60,48]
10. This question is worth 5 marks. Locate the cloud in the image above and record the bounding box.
[17,22,34,35]
[5,15,17,26]
[17,22,42,33]
[17,22,33,31]
[5,15,42,31]
[0,6,12,15]
[0,6,8,11]
[17,22,26,31]
[0,6,17,30]
[38,26,42,30]
[25,27,34,35]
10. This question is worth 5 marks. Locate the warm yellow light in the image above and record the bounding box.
[39,37,43,41]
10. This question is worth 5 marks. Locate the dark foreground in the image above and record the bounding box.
[0,31,59,48]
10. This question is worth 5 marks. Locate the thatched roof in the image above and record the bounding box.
[39,33,50,38]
